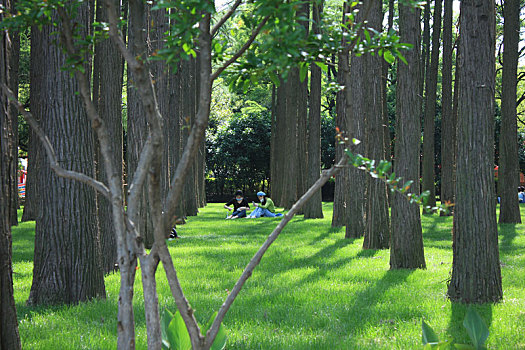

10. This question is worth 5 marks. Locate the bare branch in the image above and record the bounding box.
[1,83,111,199]
[211,15,270,82]
[204,154,348,348]
[211,0,243,37]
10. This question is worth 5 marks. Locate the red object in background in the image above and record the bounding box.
[494,166,525,186]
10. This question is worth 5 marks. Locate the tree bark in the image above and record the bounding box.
[363,0,390,249]
[440,0,455,215]
[281,68,299,209]
[0,3,22,345]
[345,3,367,239]
[304,0,324,219]
[390,2,426,269]
[331,8,348,228]
[127,5,154,248]
[382,0,394,168]
[448,0,502,303]
[93,0,124,273]
[498,0,521,223]
[27,4,106,305]
[422,0,442,211]
[420,1,431,101]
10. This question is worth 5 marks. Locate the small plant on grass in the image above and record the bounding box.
[161,309,227,350]
[422,307,490,349]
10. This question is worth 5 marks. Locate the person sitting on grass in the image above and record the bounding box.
[224,190,250,219]
[247,191,283,218]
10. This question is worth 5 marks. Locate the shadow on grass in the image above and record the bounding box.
[446,302,493,345]
[499,223,519,252]
[11,223,35,263]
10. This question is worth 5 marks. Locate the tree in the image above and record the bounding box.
[345,1,367,239]
[0,0,22,344]
[498,0,521,224]
[448,0,503,303]
[422,0,442,212]
[362,0,390,249]
[26,5,106,305]
[331,7,349,228]
[390,0,426,269]
[304,0,324,219]
[21,25,43,222]
[440,0,456,215]
[92,0,124,274]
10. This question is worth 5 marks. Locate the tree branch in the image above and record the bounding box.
[211,0,243,37]
[204,154,348,348]
[210,15,270,82]
[1,83,111,199]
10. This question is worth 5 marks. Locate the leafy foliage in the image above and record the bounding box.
[161,309,227,350]
[422,307,490,349]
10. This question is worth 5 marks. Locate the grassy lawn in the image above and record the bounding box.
[11,203,525,349]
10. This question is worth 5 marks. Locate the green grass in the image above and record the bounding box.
[11,203,525,349]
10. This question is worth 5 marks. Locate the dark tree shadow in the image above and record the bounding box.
[446,302,493,345]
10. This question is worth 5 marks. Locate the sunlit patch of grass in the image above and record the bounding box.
[11,203,525,349]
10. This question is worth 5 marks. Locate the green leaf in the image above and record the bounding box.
[383,50,395,64]
[299,62,309,82]
[202,312,228,350]
[397,51,408,65]
[161,309,174,349]
[422,321,440,344]
[314,61,328,72]
[167,311,192,350]
[463,307,489,349]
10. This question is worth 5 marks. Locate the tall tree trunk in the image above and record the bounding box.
[93,0,124,274]
[422,0,442,211]
[281,69,299,209]
[127,5,154,248]
[345,3,367,239]
[440,0,455,215]
[0,2,22,345]
[272,80,287,206]
[390,2,426,269]
[363,0,390,249]
[6,21,19,227]
[448,0,502,303]
[332,8,348,227]
[27,5,106,304]
[382,0,394,167]
[304,0,324,219]
[498,0,521,223]
[21,26,44,222]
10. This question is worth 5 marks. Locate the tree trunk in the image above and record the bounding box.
[447,0,502,303]
[93,0,124,274]
[498,0,521,224]
[0,3,22,345]
[363,0,390,249]
[331,9,348,228]
[440,0,455,215]
[6,20,19,227]
[382,0,394,168]
[127,5,154,248]
[281,69,299,209]
[27,5,106,304]
[422,0,442,211]
[344,4,367,239]
[271,80,287,206]
[420,1,431,101]
[304,0,324,219]
[21,26,44,222]
[390,2,426,269]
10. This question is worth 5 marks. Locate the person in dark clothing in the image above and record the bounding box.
[225,190,250,219]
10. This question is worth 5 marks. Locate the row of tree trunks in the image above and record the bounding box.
[27,4,106,305]
[390,1,426,269]
[440,0,456,215]
[421,0,442,212]
[448,0,502,303]
[303,0,324,219]
[1,0,22,344]
[498,0,521,224]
